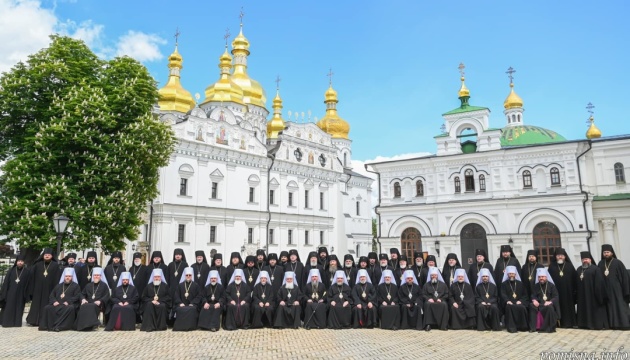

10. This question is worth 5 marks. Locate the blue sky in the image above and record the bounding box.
[2,0,629,163]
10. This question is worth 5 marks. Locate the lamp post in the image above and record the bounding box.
[53,214,70,257]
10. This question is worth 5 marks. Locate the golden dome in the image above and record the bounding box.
[458,76,470,98]
[202,47,245,105]
[158,46,196,113]
[586,116,602,139]
[316,85,350,139]
[504,82,524,109]
[266,90,285,139]
[230,26,267,108]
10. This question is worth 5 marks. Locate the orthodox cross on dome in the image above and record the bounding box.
[586,102,595,115]
[327,68,334,86]
[506,67,516,83]
[174,27,181,46]
[440,124,446,133]
[224,28,230,46]
[239,7,245,26]
[275,75,281,90]
[458,63,465,78]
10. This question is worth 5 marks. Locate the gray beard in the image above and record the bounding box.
[134,261,141,266]
[329,265,337,272]
[431,279,437,284]
[285,283,294,290]
[235,279,242,285]
[556,260,564,265]
[210,281,217,286]
[153,281,161,286]
[582,263,590,269]
[310,261,317,267]
[458,280,464,283]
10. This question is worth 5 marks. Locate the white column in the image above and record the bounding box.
[600,219,616,245]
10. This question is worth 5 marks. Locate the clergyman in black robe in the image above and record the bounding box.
[128,252,149,323]
[352,269,377,329]
[411,251,425,288]
[0,255,30,327]
[148,251,169,284]
[243,255,260,290]
[449,268,476,330]
[105,272,139,331]
[225,252,243,284]
[327,270,353,329]
[343,254,358,289]
[262,253,285,297]
[26,248,61,326]
[323,255,341,289]
[167,248,188,295]
[356,256,374,287]
[223,269,251,330]
[548,247,577,328]
[422,267,449,331]
[529,268,560,333]
[372,254,392,288]
[500,266,530,333]
[520,250,544,298]
[493,244,521,287]
[75,251,100,290]
[475,267,500,331]
[173,267,202,331]
[286,250,305,287]
[419,255,439,287]
[442,253,462,287]
[398,269,422,330]
[103,251,126,290]
[598,244,630,330]
[210,253,228,288]
[39,267,80,331]
[191,250,211,289]
[140,268,171,332]
[376,269,400,330]
[576,251,609,330]
[250,271,275,328]
[274,271,303,329]
[467,249,494,288]
[75,267,110,331]
[197,270,224,331]
[255,249,267,271]
[304,269,328,329]
[303,252,323,288]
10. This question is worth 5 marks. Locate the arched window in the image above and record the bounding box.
[550,167,560,185]
[401,227,422,260]
[479,174,486,191]
[614,163,625,183]
[454,177,461,193]
[393,182,401,198]
[517,114,521,122]
[416,180,424,197]
[343,153,347,167]
[523,170,532,188]
[533,222,561,266]
[465,169,475,192]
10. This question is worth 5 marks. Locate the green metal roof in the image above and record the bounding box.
[442,105,489,116]
[500,125,566,146]
[593,193,630,201]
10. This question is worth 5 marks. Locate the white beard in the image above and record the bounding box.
[458,280,464,283]
[153,280,161,286]
[134,260,141,266]
[329,265,337,272]
[385,281,391,285]
[557,260,564,264]
[431,279,437,284]
[210,280,217,286]
[285,283,294,290]
[235,279,242,285]
[416,262,423,267]
[345,264,352,268]
[310,261,317,267]
[360,280,366,284]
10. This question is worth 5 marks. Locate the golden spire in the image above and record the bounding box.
[267,75,285,139]
[158,28,196,113]
[202,29,245,105]
[316,69,350,139]
[585,103,602,139]
[457,63,470,106]
[503,67,524,109]
[230,8,266,108]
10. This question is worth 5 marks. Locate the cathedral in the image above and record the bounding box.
[367,65,630,266]
[127,23,373,263]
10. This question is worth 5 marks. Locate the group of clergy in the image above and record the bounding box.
[0,244,628,333]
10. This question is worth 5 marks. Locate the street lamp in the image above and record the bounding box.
[53,214,70,257]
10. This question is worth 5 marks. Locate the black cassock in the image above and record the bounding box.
[520,262,544,298]
[140,283,171,332]
[343,268,358,289]
[173,281,202,331]
[223,282,251,330]
[167,261,188,294]
[197,283,225,331]
[191,262,211,289]
[284,262,305,286]
[243,267,260,290]
[105,285,139,331]
[351,282,377,328]
[474,282,500,331]
[128,265,149,299]
[467,262,493,289]
[598,258,630,330]
[262,265,285,296]
[576,265,609,330]
[75,264,100,290]
[211,266,229,288]
[304,282,328,329]
[104,264,126,290]
[398,283,422,330]
[421,281,450,330]
[274,286,303,329]
[26,260,60,326]
[529,281,560,333]
[251,283,275,328]
[548,261,577,328]
[376,283,400,330]
[0,265,30,327]
[493,258,521,287]
[75,281,110,330]
[372,266,393,287]
[449,282,476,330]
[500,280,530,332]
[39,281,80,331]
[410,266,425,288]
[327,283,353,329]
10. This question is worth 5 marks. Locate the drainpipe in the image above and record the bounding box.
[265,137,283,251]
[364,164,382,254]
[576,140,593,252]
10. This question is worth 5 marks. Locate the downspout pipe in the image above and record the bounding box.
[576,140,593,253]
[364,164,382,254]
[266,137,283,251]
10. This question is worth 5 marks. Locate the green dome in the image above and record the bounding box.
[500,125,566,147]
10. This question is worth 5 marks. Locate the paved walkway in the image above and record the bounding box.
[0,323,627,359]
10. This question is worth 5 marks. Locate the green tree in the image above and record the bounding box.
[0,35,175,253]
[372,218,378,252]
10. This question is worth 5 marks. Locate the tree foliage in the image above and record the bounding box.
[0,35,175,252]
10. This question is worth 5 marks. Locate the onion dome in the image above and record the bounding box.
[157,45,196,113]
[202,46,245,105]
[230,25,267,108]
[266,90,285,139]
[316,85,350,139]
[586,115,602,139]
[504,82,524,109]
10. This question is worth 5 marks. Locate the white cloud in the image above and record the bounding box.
[0,0,58,73]
[115,31,166,62]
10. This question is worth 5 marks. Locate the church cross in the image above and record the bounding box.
[275,75,281,90]
[224,28,231,46]
[458,63,465,78]
[506,67,516,83]
[174,27,181,46]
[586,102,595,115]
[239,7,245,25]
[327,68,334,86]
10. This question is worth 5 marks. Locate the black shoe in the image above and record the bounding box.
[425,325,431,332]
[529,329,535,333]
[53,328,60,332]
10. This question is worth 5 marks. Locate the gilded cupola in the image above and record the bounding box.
[202,45,245,105]
[229,22,267,108]
[157,42,196,113]
[316,78,350,139]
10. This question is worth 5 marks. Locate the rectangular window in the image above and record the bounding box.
[288,192,294,207]
[479,176,486,192]
[248,228,253,244]
[304,230,309,245]
[269,189,275,205]
[269,229,274,244]
[305,190,310,208]
[179,178,188,196]
[249,187,255,202]
[211,182,218,199]
[177,224,185,243]
[288,229,293,245]
[319,231,324,245]
[209,225,216,243]
[356,201,360,216]
[319,192,324,210]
